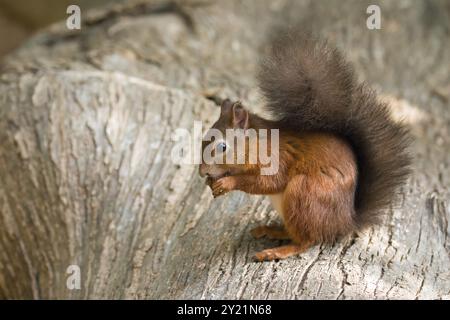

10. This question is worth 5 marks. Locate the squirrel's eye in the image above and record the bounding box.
[217,142,227,153]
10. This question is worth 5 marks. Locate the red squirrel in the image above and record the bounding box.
[199,31,411,262]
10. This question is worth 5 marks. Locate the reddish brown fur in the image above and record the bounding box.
[199,31,411,262]
[280,131,357,244]
[200,106,358,261]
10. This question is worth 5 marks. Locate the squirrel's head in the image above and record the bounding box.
[199,99,257,180]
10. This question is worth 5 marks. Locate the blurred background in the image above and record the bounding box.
[0,0,123,58]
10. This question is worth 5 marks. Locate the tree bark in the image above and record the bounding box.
[0,0,449,299]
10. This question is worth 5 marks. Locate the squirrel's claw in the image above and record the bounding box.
[211,180,226,198]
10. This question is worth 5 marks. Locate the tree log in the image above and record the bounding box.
[0,0,449,299]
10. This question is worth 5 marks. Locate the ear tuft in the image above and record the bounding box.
[232,102,249,129]
[220,99,233,115]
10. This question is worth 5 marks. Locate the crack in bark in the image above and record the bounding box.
[295,246,323,297]
[336,235,357,299]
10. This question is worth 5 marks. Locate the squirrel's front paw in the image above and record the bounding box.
[211,177,236,198]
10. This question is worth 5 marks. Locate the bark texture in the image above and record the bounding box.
[0,0,449,299]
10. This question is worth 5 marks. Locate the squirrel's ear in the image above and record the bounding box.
[232,102,249,129]
[220,99,233,116]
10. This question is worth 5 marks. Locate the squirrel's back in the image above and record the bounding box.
[258,29,411,229]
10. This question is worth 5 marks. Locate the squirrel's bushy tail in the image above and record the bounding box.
[258,30,411,228]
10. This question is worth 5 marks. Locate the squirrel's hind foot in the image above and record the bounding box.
[253,242,314,262]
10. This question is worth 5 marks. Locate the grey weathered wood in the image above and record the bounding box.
[0,0,449,299]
